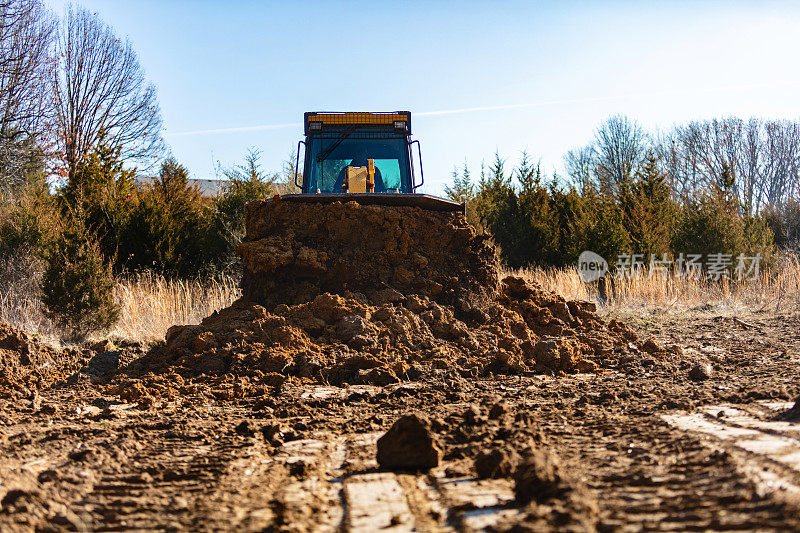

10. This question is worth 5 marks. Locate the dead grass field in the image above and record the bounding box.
[110,272,241,342]
[515,252,800,319]
[0,270,241,346]
[1,254,798,346]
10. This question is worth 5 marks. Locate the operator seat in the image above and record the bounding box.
[334,158,384,193]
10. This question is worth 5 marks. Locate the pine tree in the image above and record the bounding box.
[444,159,474,204]
[58,132,136,266]
[619,152,675,257]
[41,213,119,339]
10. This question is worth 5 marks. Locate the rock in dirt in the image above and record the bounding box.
[474,448,519,479]
[377,413,441,471]
[688,362,713,381]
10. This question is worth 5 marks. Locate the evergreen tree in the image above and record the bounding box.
[58,134,136,264]
[207,148,275,271]
[119,158,210,276]
[41,213,119,339]
[444,159,474,204]
[619,152,675,257]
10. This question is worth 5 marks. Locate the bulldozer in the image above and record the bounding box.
[285,111,463,212]
[238,111,497,308]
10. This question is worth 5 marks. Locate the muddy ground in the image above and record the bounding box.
[2,200,799,531]
[0,308,798,532]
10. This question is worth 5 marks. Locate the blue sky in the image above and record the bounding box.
[47,0,800,193]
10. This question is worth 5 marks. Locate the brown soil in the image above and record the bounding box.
[0,323,86,398]
[1,198,799,531]
[0,311,799,531]
[238,196,499,309]
[117,199,654,401]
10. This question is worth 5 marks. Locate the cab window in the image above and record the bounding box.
[304,135,411,193]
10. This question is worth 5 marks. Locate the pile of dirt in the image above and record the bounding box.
[238,197,498,310]
[110,198,659,402]
[117,276,653,401]
[0,323,84,398]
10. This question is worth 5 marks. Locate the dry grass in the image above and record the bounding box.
[0,250,62,345]
[0,264,241,346]
[512,253,800,319]
[2,253,799,346]
[110,272,241,343]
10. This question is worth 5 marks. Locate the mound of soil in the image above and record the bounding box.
[0,323,84,398]
[238,197,498,310]
[117,275,649,401]
[110,198,657,402]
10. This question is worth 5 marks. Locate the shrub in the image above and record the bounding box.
[118,158,210,276]
[782,199,800,249]
[0,182,59,253]
[672,194,745,258]
[41,214,119,339]
[574,193,630,266]
[761,205,787,249]
[207,148,275,270]
[743,214,776,268]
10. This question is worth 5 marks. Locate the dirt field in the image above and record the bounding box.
[0,309,798,531]
[1,199,799,531]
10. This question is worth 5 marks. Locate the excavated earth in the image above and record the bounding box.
[115,198,651,402]
[0,197,799,531]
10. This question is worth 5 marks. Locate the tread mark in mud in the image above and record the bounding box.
[662,402,800,504]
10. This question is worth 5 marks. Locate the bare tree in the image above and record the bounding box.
[593,114,649,192]
[51,5,164,180]
[563,145,594,191]
[657,118,800,214]
[0,0,54,192]
[562,115,649,194]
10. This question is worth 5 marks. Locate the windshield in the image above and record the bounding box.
[304,135,411,193]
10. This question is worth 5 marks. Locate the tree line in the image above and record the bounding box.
[1,0,799,337]
[446,114,799,271]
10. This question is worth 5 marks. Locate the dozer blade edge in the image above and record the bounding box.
[279,193,465,213]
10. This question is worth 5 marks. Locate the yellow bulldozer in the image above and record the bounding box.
[238,111,494,308]
[286,111,463,212]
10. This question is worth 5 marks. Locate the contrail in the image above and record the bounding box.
[169,122,302,137]
[414,95,615,117]
[166,83,794,137]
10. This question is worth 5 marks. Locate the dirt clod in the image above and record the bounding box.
[234,420,256,437]
[488,401,507,420]
[474,448,519,479]
[689,362,713,381]
[377,413,441,471]
[514,448,568,504]
[0,323,84,396]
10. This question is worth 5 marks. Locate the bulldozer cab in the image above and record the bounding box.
[286,111,463,212]
[297,112,420,194]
